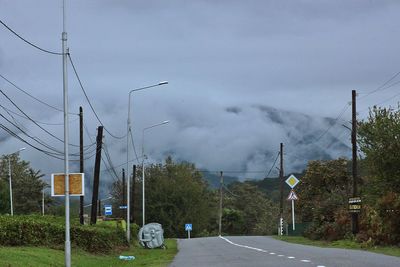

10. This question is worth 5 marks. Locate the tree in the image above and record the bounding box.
[145,157,212,237]
[297,158,351,240]
[0,154,46,214]
[358,106,400,195]
[357,106,400,244]
[224,182,279,235]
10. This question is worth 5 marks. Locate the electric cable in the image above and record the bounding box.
[0,18,62,55]
[0,73,75,114]
[0,89,83,148]
[266,151,280,178]
[68,54,127,140]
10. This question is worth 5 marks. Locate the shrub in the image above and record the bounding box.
[0,215,127,253]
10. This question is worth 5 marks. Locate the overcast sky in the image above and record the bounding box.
[1,0,400,188]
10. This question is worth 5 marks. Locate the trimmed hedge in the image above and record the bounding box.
[0,215,127,253]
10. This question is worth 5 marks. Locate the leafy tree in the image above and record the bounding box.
[111,157,213,237]
[358,106,400,195]
[357,106,400,244]
[0,154,46,214]
[297,158,351,240]
[224,182,279,235]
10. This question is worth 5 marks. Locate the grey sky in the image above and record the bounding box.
[1,1,400,185]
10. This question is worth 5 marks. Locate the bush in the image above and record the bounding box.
[130,222,140,242]
[0,215,127,253]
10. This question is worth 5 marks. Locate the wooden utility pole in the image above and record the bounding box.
[90,126,103,224]
[79,107,84,225]
[279,143,284,235]
[218,171,224,236]
[131,164,136,223]
[98,199,101,216]
[352,90,359,234]
[122,168,126,206]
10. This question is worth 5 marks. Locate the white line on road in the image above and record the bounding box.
[219,236,326,267]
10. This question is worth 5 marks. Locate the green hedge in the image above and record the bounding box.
[0,215,127,253]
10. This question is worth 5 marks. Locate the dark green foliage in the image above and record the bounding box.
[223,182,279,235]
[0,215,127,253]
[0,154,47,215]
[297,159,352,241]
[358,106,400,194]
[144,156,212,238]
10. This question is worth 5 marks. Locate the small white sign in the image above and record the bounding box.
[104,205,112,216]
[285,174,300,189]
[287,190,299,201]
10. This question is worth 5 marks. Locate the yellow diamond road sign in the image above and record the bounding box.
[285,174,300,189]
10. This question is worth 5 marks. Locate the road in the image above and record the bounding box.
[169,236,400,267]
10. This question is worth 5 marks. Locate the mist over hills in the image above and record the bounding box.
[166,103,351,181]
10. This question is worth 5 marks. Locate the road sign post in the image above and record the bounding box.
[286,175,300,232]
[185,224,192,239]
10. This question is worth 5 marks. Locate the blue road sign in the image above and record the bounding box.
[185,223,192,231]
[105,205,112,216]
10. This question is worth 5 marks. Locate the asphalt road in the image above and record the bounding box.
[169,236,400,267]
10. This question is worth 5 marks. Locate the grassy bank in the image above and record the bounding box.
[0,239,177,267]
[275,236,400,257]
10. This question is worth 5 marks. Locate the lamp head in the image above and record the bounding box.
[158,81,168,85]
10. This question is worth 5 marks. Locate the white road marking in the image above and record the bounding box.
[219,236,325,266]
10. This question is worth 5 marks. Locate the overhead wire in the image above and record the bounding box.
[0,89,86,148]
[266,151,280,178]
[0,18,62,55]
[129,129,140,164]
[68,53,127,140]
[360,70,400,100]
[0,73,75,114]
[0,105,76,125]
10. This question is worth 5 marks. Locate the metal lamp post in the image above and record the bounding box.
[141,120,169,227]
[126,81,168,242]
[7,147,26,216]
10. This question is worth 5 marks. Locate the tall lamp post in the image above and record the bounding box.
[126,81,168,242]
[7,147,26,216]
[141,120,169,227]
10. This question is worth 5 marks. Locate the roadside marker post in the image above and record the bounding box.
[185,224,192,239]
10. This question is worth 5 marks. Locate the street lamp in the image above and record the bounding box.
[142,120,169,227]
[126,81,168,242]
[7,147,26,216]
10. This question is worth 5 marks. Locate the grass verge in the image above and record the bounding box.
[275,236,400,257]
[0,239,177,267]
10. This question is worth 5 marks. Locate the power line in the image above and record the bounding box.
[68,54,126,140]
[315,103,350,143]
[360,71,400,99]
[0,89,89,148]
[0,73,75,114]
[266,151,280,178]
[0,18,62,55]
[129,129,140,164]
[0,123,64,160]
[0,104,77,126]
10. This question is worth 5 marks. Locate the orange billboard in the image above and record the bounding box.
[51,173,85,196]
